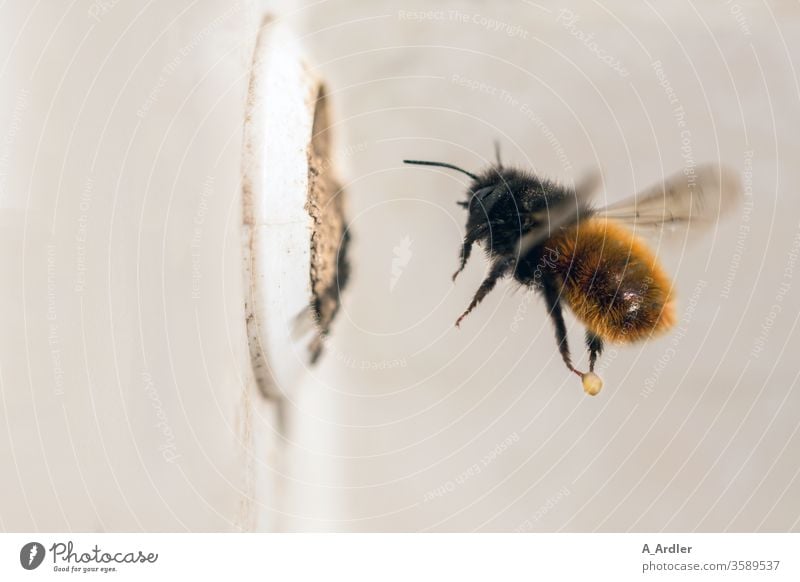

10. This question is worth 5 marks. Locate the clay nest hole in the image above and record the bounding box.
[306,84,350,363]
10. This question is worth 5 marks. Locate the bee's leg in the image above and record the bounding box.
[585,331,604,372]
[542,277,582,377]
[453,240,473,282]
[455,258,512,327]
[453,224,488,281]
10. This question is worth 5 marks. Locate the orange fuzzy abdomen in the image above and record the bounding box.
[546,218,676,343]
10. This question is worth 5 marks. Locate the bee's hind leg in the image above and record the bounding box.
[542,277,582,378]
[586,331,604,372]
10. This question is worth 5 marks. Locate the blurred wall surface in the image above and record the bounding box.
[0,1,264,531]
[286,0,800,532]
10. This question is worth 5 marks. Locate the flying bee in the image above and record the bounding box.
[404,147,741,395]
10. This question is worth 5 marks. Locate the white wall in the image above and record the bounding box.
[0,0,268,531]
[286,0,800,531]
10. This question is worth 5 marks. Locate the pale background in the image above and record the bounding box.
[1,0,799,532]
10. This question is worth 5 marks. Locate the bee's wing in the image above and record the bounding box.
[594,164,742,237]
[516,170,600,257]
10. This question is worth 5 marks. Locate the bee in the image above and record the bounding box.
[404,147,741,395]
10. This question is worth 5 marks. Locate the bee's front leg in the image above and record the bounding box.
[455,257,512,327]
[453,223,489,281]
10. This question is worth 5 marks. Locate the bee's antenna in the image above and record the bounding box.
[403,159,478,181]
[493,140,502,168]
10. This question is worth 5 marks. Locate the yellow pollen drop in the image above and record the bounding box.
[582,372,603,396]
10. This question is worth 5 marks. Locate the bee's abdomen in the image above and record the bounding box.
[547,219,675,343]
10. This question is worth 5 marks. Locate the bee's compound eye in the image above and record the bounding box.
[581,372,603,396]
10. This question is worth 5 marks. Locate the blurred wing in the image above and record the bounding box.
[517,170,601,257]
[595,164,742,237]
